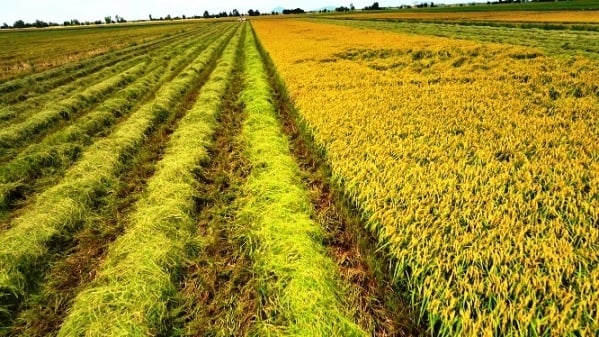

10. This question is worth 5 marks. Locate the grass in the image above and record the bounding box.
[0,26,235,323]
[238,27,367,337]
[56,25,242,336]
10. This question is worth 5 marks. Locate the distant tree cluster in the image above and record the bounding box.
[149,13,195,20]
[201,8,257,18]
[3,19,60,29]
[414,2,437,8]
[1,15,130,29]
[247,9,261,16]
[364,2,384,10]
[103,15,127,24]
[282,8,305,14]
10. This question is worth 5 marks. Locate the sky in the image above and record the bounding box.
[0,0,464,25]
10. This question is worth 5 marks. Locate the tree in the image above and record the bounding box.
[203,10,211,18]
[104,16,112,24]
[33,19,49,28]
[282,8,305,14]
[1,22,9,29]
[13,20,26,28]
[350,3,355,10]
[149,14,153,20]
[232,9,240,17]
[165,14,172,20]
[364,2,382,10]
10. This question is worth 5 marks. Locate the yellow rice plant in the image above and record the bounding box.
[252,19,599,336]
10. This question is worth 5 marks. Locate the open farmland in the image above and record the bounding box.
[0,5,598,337]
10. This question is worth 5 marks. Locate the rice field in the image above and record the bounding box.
[252,15,599,337]
[1,6,598,337]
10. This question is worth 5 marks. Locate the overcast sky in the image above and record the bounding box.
[0,0,465,24]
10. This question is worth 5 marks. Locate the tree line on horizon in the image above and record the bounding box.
[1,15,129,30]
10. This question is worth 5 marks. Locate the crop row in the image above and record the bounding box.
[58,23,242,336]
[253,19,599,336]
[0,25,225,212]
[0,23,237,322]
[0,62,146,154]
[0,67,159,212]
[0,26,201,103]
[238,28,367,336]
[0,25,219,128]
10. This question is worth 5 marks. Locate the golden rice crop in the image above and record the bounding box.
[252,19,599,336]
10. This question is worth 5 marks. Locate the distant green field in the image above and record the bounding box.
[368,0,599,12]
[0,21,204,81]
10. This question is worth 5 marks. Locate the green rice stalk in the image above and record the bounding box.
[0,26,224,211]
[0,26,203,102]
[0,25,219,124]
[0,62,147,152]
[0,25,236,316]
[58,24,243,337]
[0,68,161,211]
